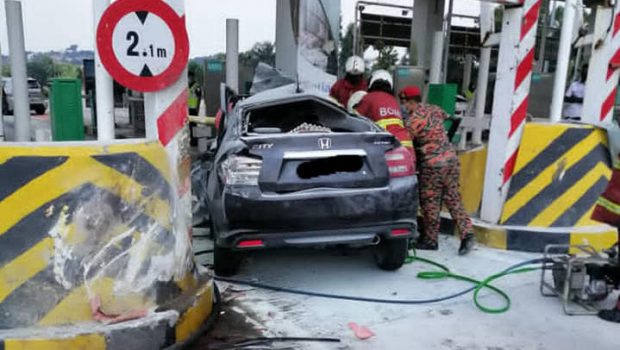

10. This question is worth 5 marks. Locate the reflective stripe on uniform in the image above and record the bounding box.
[376,118,404,129]
[401,140,413,148]
[596,196,620,216]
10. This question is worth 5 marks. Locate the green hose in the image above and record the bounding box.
[405,249,539,314]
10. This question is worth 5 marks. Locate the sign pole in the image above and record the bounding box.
[481,0,542,224]
[5,0,30,142]
[226,18,239,93]
[143,0,191,247]
[0,38,4,142]
[581,1,620,125]
[93,0,115,141]
[97,0,192,247]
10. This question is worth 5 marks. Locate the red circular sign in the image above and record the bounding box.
[96,0,189,92]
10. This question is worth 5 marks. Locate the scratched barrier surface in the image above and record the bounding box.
[0,141,213,349]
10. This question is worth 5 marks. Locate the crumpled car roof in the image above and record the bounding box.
[238,84,342,109]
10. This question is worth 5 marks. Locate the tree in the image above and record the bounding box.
[55,62,81,79]
[207,52,226,61]
[399,52,410,66]
[188,60,204,88]
[374,44,398,70]
[339,23,355,76]
[25,54,81,86]
[240,41,275,68]
[27,55,55,86]
[1,64,10,77]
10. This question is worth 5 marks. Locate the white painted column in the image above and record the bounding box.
[5,0,30,141]
[226,19,239,93]
[481,0,542,224]
[462,54,473,93]
[581,2,620,125]
[411,0,444,68]
[473,2,495,145]
[429,31,444,84]
[275,0,297,78]
[93,0,115,141]
[0,39,4,142]
[549,0,576,123]
[144,0,191,257]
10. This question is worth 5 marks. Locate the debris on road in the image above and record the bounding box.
[347,322,375,340]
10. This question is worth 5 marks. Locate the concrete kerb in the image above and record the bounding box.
[439,214,617,253]
[0,282,215,349]
[0,311,177,350]
[473,218,618,252]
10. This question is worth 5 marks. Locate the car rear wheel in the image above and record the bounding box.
[34,105,46,115]
[214,243,242,277]
[374,238,408,271]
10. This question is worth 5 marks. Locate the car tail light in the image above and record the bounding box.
[220,155,262,186]
[237,239,264,248]
[391,228,411,237]
[385,147,415,178]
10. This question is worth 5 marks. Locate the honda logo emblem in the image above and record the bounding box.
[318,138,332,150]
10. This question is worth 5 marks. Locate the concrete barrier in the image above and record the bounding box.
[458,145,487,215]
[448,123,617,252]
[0,140,213,348]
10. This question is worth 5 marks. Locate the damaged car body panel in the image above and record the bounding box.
[207,86,418,275]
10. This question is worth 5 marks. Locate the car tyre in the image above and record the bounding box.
[374,238,408,271]
[34,105,46,115]
[214,243,241,277]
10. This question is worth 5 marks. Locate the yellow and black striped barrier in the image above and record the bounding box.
[442,123,617,253]
[494,123,617,251]
[0,141,213,349]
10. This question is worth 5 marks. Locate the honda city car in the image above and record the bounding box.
[207,86,418,276]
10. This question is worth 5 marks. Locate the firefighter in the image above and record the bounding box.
[399,85,474,255]
[347,90,367,113]
[591,156,620,323]
[354,70,413,153]
[330,56,368,107]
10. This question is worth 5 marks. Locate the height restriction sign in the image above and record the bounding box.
[96,0,189,92]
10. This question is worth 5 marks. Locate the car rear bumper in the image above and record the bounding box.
[29,99,47,107]
[212,176,418,247]
[217,222,416,250]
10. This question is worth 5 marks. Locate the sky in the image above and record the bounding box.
[0,0,480,58]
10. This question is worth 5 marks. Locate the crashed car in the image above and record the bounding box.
[207,86,418,276]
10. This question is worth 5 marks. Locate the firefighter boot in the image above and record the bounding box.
[458,233,475,256]
[415,237,438,251]
[598,298,620,323]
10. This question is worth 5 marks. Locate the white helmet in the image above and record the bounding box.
[347,91,367,113]
[345,56,365,75]
[369,70,393,90]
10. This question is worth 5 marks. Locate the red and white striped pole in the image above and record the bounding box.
[582,2,620,125]
[144,0,192,246]
[481,0,542,224]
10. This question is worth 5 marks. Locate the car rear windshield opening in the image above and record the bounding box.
[245,99,373,134]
